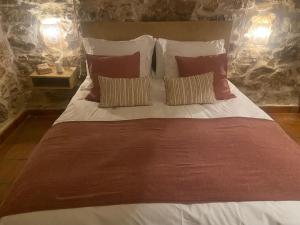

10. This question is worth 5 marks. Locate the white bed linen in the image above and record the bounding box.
[54,77,271,124]
[2,77,300,225]
[1,202,300,225]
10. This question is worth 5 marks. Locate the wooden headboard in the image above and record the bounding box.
[81,21,233,51]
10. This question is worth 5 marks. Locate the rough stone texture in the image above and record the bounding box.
[0,0,300,124]
[0,0,81,124]
[0,103,8,122]
[79,0,300,106]
[1,0,81,74]
[0,21,25,122]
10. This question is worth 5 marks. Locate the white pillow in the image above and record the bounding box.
[79,61,93,90]
[156,38,226,77]
[83,35,155,77]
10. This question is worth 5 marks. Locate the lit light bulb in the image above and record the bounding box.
[245,25,272,45]
[41,26,61,43]
[252,26,272,40]
[40,18,62,46]
[41,18,61,25]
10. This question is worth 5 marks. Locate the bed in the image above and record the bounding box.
[1,22,300,225]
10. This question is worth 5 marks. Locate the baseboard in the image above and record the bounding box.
[260,106,299,113]
[0,109,64,144]
[0,110,28,144]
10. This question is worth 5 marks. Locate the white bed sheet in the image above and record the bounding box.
[54,77,271,124]
[2,77,300,225]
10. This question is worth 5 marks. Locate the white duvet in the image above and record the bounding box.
[2,77,300,225]
[55,77,271,123]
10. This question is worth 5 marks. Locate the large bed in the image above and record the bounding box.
[1,22,300,225]
[56,78,271,123]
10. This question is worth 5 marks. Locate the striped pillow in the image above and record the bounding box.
[98,76,151,107]
[164,73,216,106]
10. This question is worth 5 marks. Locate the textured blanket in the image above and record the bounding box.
[1,118,300,216]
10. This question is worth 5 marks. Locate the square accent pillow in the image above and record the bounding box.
[83,35,155,77]
[164,73,216,106]
[98,76,151,107]
[175,53,235,100]
[86,52,140,102]
[156,38,225,77]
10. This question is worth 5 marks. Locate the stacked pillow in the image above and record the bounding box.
[83,35,155,77]
[83,36,235,107]
[83,35,155,106]
[156,38,235,104]
[165,73,216,105]
[156,38,226,78]
[98,76,151,108]
[175,53,235,100]
[86,52,140,102]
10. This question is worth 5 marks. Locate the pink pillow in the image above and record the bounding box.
[175,53,235,100]
[86,52,140,102]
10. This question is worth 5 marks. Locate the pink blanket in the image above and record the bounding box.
[1,118,300,216]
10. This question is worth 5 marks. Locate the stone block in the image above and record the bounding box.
[0,103,8,123]
[0,0,299,118]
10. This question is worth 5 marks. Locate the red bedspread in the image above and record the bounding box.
[1,118,300,216]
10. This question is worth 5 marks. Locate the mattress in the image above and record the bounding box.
[55,77,271,124]
[1,77,300,225]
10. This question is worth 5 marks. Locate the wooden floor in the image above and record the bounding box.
[0,113,299,203]
[270,113,300,144]
[0,115,59,202]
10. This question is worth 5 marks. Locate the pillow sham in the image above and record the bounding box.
[98,76,151,107]
[164,73,216,106]
[156,38,225,77]
[83,35,155,77]
[86,52,140,102]
[80,61,93,90]
[175,53,235,100]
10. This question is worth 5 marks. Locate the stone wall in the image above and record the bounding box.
[0,21,24,122]
[0,0,299,124]
[79,0,300,105]
[0,0,81,118]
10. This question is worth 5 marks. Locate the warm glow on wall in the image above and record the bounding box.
[246,25,272,43]
[245,14,275,45]
[40,18,62,47]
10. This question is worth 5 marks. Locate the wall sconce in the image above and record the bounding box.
[40,18,63,48]
[245,14,275,45]
[246,25,272,44]
[40,17,65,73]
